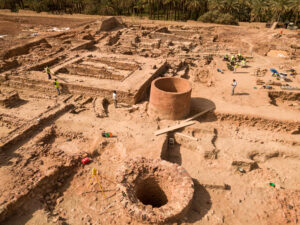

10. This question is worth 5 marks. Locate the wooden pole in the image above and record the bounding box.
[184,107,216,122]
[154,121,195,136]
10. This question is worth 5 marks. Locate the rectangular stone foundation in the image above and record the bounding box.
[2,53,168,105]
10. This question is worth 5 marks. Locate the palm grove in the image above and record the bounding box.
[1,0,299,25]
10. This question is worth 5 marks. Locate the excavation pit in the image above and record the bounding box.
[117,157,194,224]
[149,77,192,120]
[135,177,168,208]
[43,52,168,104]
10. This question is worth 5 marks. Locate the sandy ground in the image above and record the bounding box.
[0,10,300,225]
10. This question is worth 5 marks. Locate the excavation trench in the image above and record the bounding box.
[0,159,80,223]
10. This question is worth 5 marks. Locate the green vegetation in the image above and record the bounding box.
[1,0,299,25]
[198,10,238,25]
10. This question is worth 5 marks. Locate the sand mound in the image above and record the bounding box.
[267,50,288,57]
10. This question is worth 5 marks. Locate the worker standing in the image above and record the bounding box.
[54,79,60,95]
[237,53,243,61]
[241,59,246,67]
[45,66,51,79]
[230,55,236,66]
[232,79,237,95]
[224,54,229,61]
[234,63,239,72]
[113,90,117,108]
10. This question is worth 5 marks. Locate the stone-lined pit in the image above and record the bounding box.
[116,157,194,224]
[149,77,192,120]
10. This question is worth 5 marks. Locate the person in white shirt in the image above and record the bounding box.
[113,90,117,108]
[232,79,237,95]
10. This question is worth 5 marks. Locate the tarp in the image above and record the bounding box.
[270,68,279,74]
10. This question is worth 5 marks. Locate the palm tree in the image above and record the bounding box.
[288,0,300,24]
[186,0,201,17]
[269,0,290,22]
[162,0,171,20]
[249,0,269,22]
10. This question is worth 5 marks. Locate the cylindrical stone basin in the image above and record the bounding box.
[116,157,194,224]
[149,77,192,120]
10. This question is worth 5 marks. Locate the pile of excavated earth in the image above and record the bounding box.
[0,10,299,225]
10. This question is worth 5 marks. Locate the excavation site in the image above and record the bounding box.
[0,10,300,225]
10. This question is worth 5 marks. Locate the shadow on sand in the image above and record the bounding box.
[188,97,217,123]
[179,179,212,224]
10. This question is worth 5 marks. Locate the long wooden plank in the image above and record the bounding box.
[175,132,198,141]
[184,107,216,122]
[271,22,278,30]
[154,121,195,136]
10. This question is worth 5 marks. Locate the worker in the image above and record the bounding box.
[45,66,51,79]
[237,53,243,61]
[230,55,236,66]
[232,79,237,95]
[54,79,60,95]
[227,63,234,71]
[290,68,296,76]
[234,63,239,72]
[224,54,229,61]
[241,59,246,67]
[113,90,117,108]
[231,55,236,62]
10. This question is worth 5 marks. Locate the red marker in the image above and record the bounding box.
[81,157,90,165]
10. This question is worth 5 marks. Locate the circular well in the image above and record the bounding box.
[154,77,191,93]
[149,77,192,120]
[117,157,194,224]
